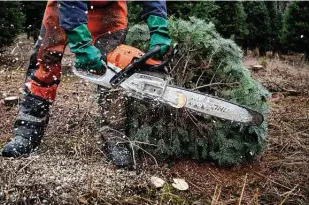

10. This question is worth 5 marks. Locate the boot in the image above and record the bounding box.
[1,94,49,157]
[100,127,133,168]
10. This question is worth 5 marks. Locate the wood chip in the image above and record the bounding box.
[78,197,88,204]
[18,88,24,94]
[150,176,165,188]
[4,96,19,107]
[172,178,189,191]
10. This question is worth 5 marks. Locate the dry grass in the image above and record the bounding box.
[244,54,309,95]
[0,36,308,204]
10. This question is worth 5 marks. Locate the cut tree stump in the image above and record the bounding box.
[251,65,264,71]
[4,96,19,107]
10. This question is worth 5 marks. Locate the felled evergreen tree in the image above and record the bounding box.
[125,18,269,166]
[0,1,25,47]
[127,1,143,27]
[281,1,309,59]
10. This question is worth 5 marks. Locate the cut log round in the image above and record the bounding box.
[4,96,19,107]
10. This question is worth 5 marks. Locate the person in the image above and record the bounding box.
[1,0,171,168]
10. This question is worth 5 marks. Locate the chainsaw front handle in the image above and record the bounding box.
[132,43,178,69]
[139,45,161,64]
[110,44,178,86]
[148,43,179,72]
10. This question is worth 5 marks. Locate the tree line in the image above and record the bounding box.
[165,1,308,58]
[0,1,308,59]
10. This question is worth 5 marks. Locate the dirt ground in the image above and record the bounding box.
[0,35,308,204]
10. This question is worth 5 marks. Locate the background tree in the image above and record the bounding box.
[265,1,283,53]
[167,1,218,23]
[214,1,248,47]
[21,1,46,42]
[0,1,24,47]
[281,1,309,59]
[243,1,271,55]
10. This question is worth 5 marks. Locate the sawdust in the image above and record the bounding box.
[0,154,148,204]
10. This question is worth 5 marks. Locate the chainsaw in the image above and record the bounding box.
[73,44,264,126]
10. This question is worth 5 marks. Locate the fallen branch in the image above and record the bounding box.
[238,174,248,205]
[17,156,39,173]
[279,185,299,205]
[255,172,293,190]
[211,185,221,205]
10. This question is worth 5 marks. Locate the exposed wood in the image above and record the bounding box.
[4,96,19,107]
[251,64,264,71]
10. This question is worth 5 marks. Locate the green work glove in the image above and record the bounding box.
[66,24,104,73]
[147,15,171,59]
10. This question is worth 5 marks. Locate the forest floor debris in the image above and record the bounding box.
[0,35,308,204]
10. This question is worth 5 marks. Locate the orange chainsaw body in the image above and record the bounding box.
[107,44,161,70]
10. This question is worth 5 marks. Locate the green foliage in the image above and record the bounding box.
[125,24,149,51]
[0,1,25,47]
[127,1,306,56]
[167,1,218,23]
[127,1,143,27]
[214,1,248,47]
[243,1,271,55]
[281,1,309,58]
[125,18,270,166]
[167,1,249,47]
[265,1,283,52]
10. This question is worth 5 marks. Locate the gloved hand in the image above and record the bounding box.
[65,24,105,73]
[147,15,171,59]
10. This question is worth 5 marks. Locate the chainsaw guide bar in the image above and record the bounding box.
[120,73,264,126]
